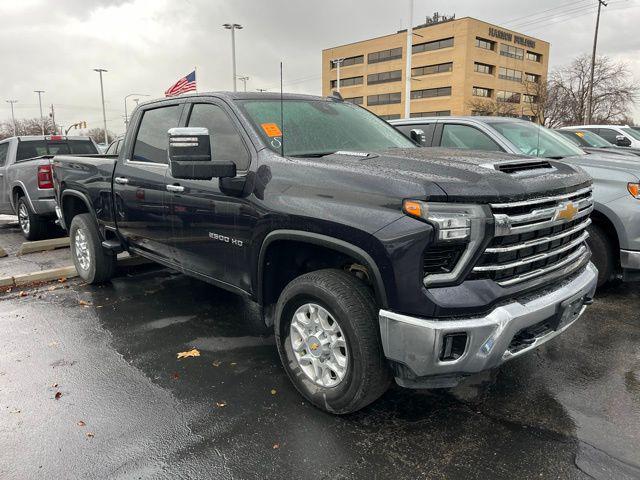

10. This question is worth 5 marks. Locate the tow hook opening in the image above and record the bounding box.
[440,333,468,362]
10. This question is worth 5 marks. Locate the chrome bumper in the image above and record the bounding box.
[379,263,598,388]
[620,249,640,271]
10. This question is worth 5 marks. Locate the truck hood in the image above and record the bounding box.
[312,147,592,203]
[561,153,640,179]
[583,147,640,157]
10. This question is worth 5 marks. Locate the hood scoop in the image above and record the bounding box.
[489,160,555,175]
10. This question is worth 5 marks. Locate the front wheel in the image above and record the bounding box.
[274,269,391,414]
[69,213,116,284]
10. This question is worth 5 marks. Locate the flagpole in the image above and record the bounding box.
[194,66,198,92]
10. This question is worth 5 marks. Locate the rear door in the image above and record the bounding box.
[112,103,185,263]
[434,122,505,152]
[0,140,11,212]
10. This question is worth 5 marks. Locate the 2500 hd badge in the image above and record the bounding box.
[209,232,243,247]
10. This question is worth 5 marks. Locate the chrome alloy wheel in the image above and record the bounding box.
[74,227,91,271]
[290,303,348,388]
[18,203,30,235]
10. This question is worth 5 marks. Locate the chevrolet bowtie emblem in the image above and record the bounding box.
[555,202,578,221]
[309,343,320,351]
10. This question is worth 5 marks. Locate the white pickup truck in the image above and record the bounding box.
[0,135,99,239]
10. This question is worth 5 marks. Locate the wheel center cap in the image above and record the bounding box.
[307,336,322,357]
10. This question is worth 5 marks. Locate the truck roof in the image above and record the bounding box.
[137,91,335,108]
[0,135,94,142]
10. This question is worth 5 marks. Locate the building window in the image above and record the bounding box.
[410,110,450,118]
[475,37,495,51]
[523,94,537,103]
[500,44,524,60]
[330,55,364,69]
[330,76,363,88]
[497,90,521,103]
[368,47,403,64]
[474,62,494,74]
[412,37,454,54]
[498,67,522,82]
[344,96,363,105]
[378,114,401,120]
[367,70,402,85]
[412,62,453,76]
[525,73,540,83]
[367,92,402,105]
[526,51,542,62]
[410,87,451,99]
[473,86,492,98]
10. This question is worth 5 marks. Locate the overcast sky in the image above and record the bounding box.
[1,0,639,135]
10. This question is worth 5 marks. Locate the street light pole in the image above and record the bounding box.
[237,76,249,92]
[404,0,414,119]
[586,0,607,124]
[34,90,45,134]
[124,93,149,129]
[331,58,344,93]
[6,100,17,136]
[94,68,109,144]
[223,23,243,92]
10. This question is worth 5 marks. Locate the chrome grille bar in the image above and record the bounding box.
[489,186,593,209]
[485,218,591,253]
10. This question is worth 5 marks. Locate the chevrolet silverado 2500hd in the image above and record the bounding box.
[52,93,597,414]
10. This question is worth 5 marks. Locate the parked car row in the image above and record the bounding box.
[44,92,600,414]
[390,116,640,287]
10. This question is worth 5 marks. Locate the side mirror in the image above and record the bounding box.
[168,127,236,180]
[615,134,632,147]
[410,128,426,145]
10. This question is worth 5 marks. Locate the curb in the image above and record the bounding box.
[0,255,152,289]
[18,237,69,255]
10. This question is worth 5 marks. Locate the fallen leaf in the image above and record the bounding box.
[58,277,67,283]
[171,372,180,380]
[270,389,277,395]
[51,383,58,388]
[79,300,91,307]
[272,443,280,449]
[86,432,94,438]
[19,291,27,297]
[77,420,86,427]
[215,401,227,408]
[54,392,62,400]
[177,348,200,359]
[48,286,56,291]
[230,362,237,366]
[212,360,221,367]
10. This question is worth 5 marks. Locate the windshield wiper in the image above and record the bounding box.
[289,151,336,158]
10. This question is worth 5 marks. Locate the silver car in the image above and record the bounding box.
[391,116,640,287]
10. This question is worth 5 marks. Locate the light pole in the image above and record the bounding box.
[404,0,414,119]
[34,90,45,134]
[237,76,249,92]
[223,23,243,92]
[331,58,344,93]
[94,68,109,144]
[586,0,607,124]
[124,93,149,128]
[6,100,17,136]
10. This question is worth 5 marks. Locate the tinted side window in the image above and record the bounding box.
[0,142,9,166]
[441,124,501,151]
[595,128,618,143]
[133,105,182,164]
[187,103,250,170]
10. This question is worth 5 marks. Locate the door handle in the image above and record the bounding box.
[166,184,185,193]
[114,177,129,185]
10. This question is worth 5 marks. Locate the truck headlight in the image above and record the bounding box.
[628,183,640,199]
[403,200,488,243]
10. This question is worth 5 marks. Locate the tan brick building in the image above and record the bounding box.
[322,16,550,120]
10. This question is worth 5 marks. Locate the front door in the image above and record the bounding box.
[113,103,184,263]
[166,101,256,292]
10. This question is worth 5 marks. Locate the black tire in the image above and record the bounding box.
[587,224,615,288]
[69,213,116,284]
[274,269,391,414]
[16,196,48,241]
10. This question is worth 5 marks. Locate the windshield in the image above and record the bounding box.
[573,130,613,147]
[621,127,640,141]
[238,99,415,156]
[488,120,585,158]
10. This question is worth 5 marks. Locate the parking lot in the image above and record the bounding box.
[0,220,639,480]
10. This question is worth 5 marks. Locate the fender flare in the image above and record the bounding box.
[60,189,97,231]
[257,229,388,308]
[9,180,36,212]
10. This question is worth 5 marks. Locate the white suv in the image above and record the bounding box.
[561,125,640,148]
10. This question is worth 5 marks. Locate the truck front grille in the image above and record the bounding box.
[470,187,593,286]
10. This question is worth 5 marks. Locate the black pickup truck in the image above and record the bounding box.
[52,92,598,414]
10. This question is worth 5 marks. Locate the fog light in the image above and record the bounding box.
[440,333,468,361]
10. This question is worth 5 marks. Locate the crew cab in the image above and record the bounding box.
[53,93,597,414]
[0,135,99,239]
[391,116,640,287]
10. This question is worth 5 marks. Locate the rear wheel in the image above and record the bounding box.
[16,196,48,241]
[69,213,116,284]
[587,224,615,288]
[274,269,391,414]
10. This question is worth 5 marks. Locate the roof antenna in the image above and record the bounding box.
[280,61,285,157]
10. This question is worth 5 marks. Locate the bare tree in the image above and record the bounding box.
[465,97,519,117]
[86,127,116,144]
[550,55,638,126]
[0,118,56,140]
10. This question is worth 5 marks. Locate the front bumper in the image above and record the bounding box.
[379,263,598,388]
[620,249,640,281]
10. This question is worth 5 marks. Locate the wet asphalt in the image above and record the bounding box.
[0,247,639,479]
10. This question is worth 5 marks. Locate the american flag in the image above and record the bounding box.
[165,70,197,97]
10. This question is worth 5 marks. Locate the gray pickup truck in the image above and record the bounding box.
[0,135,99,239]
[391,116,640,287]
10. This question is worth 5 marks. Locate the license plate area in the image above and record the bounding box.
[552,295,586,330]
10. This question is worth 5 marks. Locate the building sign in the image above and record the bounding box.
[489,27,536,48]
